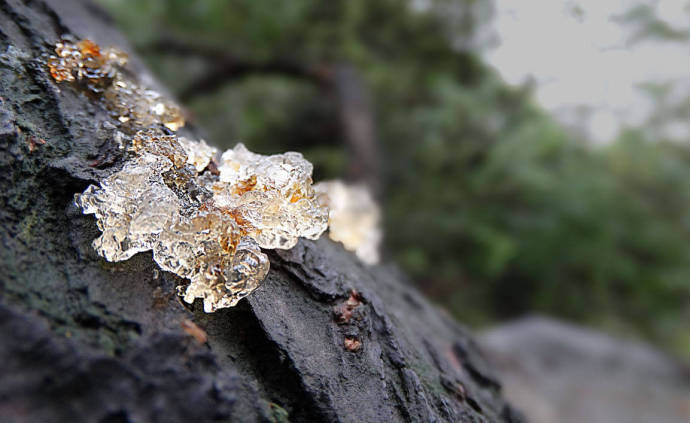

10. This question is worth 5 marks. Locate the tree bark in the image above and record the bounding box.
[0,1,523,422]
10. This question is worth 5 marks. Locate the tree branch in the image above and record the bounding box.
[141,37,332,101]
[144,38,386,193]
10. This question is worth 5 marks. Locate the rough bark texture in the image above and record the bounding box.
[0,1,523,422]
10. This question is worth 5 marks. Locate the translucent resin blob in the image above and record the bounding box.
[76,131,328,312]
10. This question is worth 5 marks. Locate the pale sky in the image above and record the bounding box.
[484,0,690,143]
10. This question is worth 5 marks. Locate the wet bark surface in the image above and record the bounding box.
[0,1,523,422]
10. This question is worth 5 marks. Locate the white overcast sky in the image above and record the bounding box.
[483,0,690,143]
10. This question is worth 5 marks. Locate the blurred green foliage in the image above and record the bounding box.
[98,0,690,357]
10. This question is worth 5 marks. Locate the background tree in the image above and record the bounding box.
[98,0,690,358]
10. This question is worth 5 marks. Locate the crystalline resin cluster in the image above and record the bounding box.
[314,181,382,265]
[48,38,328,311]
[75,130,328,311]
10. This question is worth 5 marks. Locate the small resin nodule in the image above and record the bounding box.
[47,38,126,86]
[46,37,184,131]
[314,181,382,265]
[76,131,328,312]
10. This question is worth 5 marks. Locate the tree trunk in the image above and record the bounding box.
[0,1,523,422]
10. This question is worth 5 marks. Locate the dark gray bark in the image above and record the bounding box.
[0,1,523,422]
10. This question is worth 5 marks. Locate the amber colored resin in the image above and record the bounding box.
[54,37,328,311]
[76,130,328,312]
[314,181,381,265]
[47,38,184,131]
